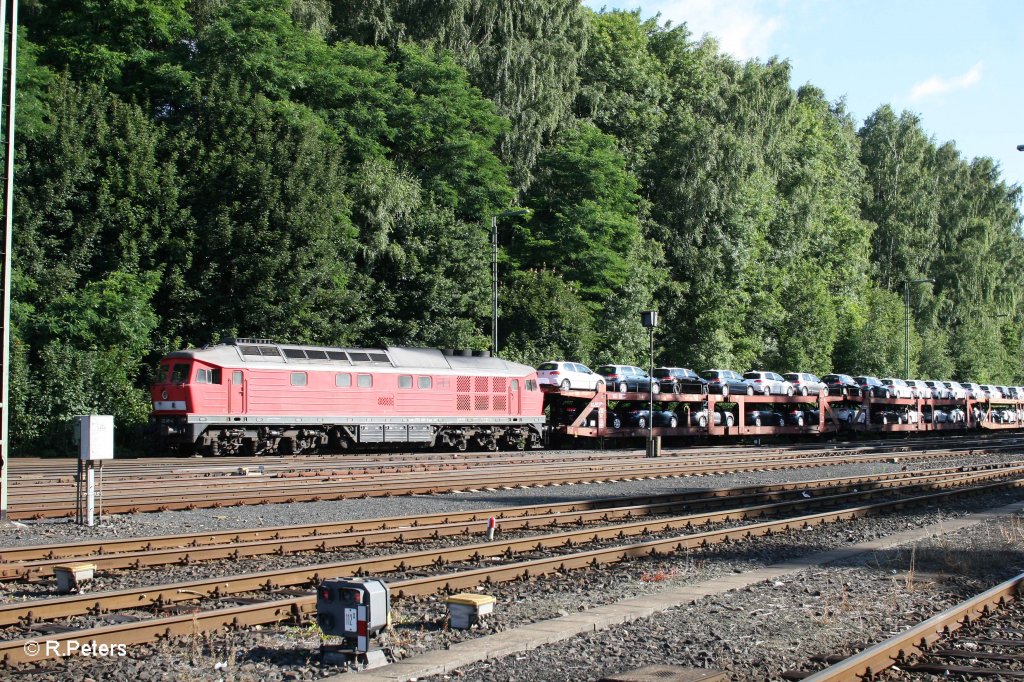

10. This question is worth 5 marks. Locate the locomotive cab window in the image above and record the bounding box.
[171,363,190,384]
[357,374,372,388]
[398,375,413,389]
[290,372,307,386]
[335,373,352,387]
[195,368,222,384]
[232,371,243,385]
[418,376,432,389]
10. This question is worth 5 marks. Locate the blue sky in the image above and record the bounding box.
[584,0,1024,192]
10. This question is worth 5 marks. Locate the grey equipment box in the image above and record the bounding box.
[316,577,390,651]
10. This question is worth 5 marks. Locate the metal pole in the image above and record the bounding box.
[904,281,910,378]
[648,326,654,457]
[0,0,17,522]
[491,214,498,357]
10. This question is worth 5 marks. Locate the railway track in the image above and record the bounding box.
[3,465,1023,666]
[7,436,1022,519]
[793,572,1024,681]
[1,463,1019,580]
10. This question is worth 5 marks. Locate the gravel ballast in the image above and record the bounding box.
[1,452,1023,681]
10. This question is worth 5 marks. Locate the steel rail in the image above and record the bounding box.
[3,464,1020,578]
[800,572,1024,682]
[2,471,1021,628]
[5,466,1016,579]
[7,446,1011,520]
[4,479,1024,666]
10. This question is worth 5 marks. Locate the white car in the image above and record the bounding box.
[906,379,933,398]
[946,382,970,399]
[881,378,914,398]
[961,382,985,400]
[536,361,604,391]
[924,380,952,399]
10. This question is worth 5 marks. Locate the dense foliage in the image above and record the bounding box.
[10,2,1022,454]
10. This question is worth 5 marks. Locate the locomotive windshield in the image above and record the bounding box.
[170,363,190,384]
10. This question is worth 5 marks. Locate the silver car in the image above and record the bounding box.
[783,372,828,396]
[743,371,795,396]
[924,380,952,399]
[536,361,604,391]
[881,378,914,398]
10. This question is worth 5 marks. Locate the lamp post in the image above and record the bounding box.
[490,209,529,356]
[641,311,658,457]
[904,278,935,378]
[1017,144,1024,151]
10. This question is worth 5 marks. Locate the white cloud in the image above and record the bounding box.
[640,0,785,60]
[908,62,983,102]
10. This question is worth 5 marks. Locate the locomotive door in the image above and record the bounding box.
[509,378,520,415]
[229,370,246,414]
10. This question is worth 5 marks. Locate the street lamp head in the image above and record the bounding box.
[640,311,659,328]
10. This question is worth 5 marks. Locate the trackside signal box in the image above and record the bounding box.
[72,415,114,461]
[316,577,390,652]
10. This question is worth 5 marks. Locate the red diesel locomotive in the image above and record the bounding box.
[149,339,546,455]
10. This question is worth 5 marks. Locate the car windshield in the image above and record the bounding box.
[537,362,558,370]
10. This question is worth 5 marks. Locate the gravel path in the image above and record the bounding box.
[2,451,1023,681]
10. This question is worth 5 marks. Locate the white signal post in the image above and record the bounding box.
[0,0,18,522]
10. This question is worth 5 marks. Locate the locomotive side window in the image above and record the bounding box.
[398,375,413,389]
[357,374,372,388]
[291,372,308,386]
[335,373,351,387]
[195,368,223,384]
[232,371,243,385]
[418,376,432,389]
[171,363,189,384]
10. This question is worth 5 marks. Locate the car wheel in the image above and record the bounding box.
[672,382,681,394]
[617,382,628,393]
[669,416,678,428]
[698,415,708,428]
[880,415,888,425]
[651,382,661,395]
[745,386,753,396]
[560,379,571,390]
[753,416,761,427]
[797,415,804,426]
[722,385,731,398]
[787,386,794,396]
[637,416,647,429]
[763,386,771,396]
[726,414,735,427]
[611,415,622,428]
[801,387,808,396]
